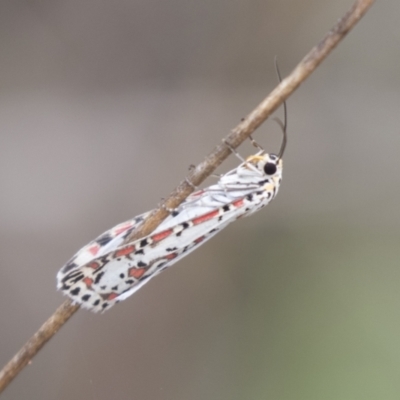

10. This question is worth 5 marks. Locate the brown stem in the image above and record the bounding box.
[0,0,375,394]
[0,299,79,394]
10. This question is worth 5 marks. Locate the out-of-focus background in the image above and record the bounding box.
[1,1,400,399]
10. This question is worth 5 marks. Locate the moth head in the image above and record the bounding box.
[245,153,282,177]
[236,92,287,178]
[245,105,287,177]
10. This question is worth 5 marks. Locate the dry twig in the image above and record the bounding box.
[0,0,375,394]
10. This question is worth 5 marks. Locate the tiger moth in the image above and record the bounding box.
[57,129,287,312]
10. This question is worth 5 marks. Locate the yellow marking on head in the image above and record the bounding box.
[246,155,265,163]
[263,183,274,192]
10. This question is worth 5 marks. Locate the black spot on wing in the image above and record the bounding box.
[61,261,78,274]
[122,227,135,238]
[157,262,167,270]
[94,271,104,284]
[93,265,106,274]
[139,275,152,284]
[140,238,149,247]
[70,274,85,284]
[96,234,113,246]
[62,270,83,283]
[70,287,80,296]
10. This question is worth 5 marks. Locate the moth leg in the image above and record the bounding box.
[185,177,197,189]
[248,135,264,151]
[222,139,246,163]
[159,198,177,213]
[222,139,261,175]
[185,165,199,189]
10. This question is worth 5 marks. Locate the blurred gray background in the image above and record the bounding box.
[1,1,400,399]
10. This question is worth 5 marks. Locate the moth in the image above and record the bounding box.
[57,122,287,312]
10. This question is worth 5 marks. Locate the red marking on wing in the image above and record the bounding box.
[151,229,173,242]
[83,277,93,287]
[129,267,146,279]
[114,222,134,235]
[114,245,135,258]
[106,292,118,300]
[165,253,178,260]
[88,262,100,270]
[192,210,219,225]
[233,199,244,208]
[189,189,205,199]
[194,235,205,244]
[88,244,100,256]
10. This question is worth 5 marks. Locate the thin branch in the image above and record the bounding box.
[0,0,375,394]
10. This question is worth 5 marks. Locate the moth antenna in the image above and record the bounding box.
[272,117,287,159]
[274,57,287,159]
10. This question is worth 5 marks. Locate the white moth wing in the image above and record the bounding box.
[57,152,283,312]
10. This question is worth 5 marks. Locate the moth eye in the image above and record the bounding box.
[263,162,277,175]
